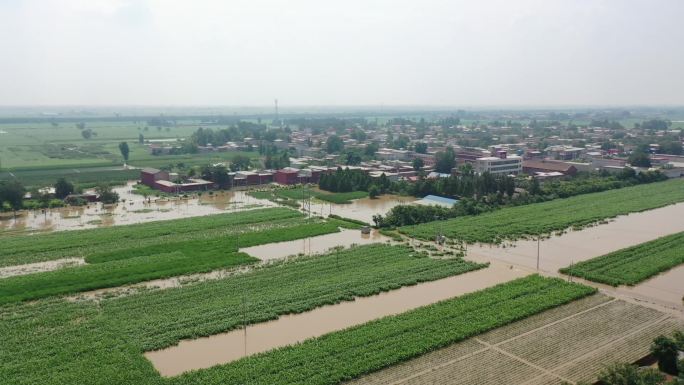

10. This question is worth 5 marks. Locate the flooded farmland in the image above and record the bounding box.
[466,202,684,308]
[306,194,416,223]
[240,228,390,260]
[145,262,530,376]
[0,257,85,278]
[0,181,275,235]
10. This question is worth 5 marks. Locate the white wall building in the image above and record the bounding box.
[474,154,522,175]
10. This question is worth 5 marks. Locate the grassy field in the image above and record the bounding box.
[0,119,260,187]
[400,179,684,244]
[559,232,684,286]
[0,207,302,266]
[0,243,485,385]
[171,275,594,385]
[250,187,369,204]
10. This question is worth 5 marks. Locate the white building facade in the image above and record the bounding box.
[474,155,522,175]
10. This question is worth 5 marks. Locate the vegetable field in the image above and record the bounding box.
[0,243,484,385]
[400,179,684,243]
[559,231,684,286]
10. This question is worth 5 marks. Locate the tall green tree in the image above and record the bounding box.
[325,135,344,153]
[434,147,456,173]
[0,180,26,211]
[118,142,130,163]
[412,158,424,171]
[651,335,679,374]
[54,178,74,199]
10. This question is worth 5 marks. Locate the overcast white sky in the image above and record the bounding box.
[0,0,683,107]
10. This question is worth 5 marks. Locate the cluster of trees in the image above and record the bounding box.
[637,119,671,131]
[325,135,344,153]
[320,168,373,192]
[392,171,515,200]
[434,147,456,173]
[318,167,393,199]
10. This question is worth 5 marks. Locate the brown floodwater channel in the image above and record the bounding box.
[144,262,530,377]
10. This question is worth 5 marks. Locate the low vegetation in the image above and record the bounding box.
[249,186,368,204]
[399,179,684,243]
[560,232,684,286]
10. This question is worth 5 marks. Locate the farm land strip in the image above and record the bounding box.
[559,231,684,286]
[400,178,684,244]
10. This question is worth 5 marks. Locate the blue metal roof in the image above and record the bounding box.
[421,195,458,206]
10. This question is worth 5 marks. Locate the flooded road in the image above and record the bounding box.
[0,181,274,235]
[467,202,684,308]
[0,258,85,279]
[240,228,390,261]
[307,194,415,223]
[145,262,530,377]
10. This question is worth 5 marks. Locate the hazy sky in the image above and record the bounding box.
[1,0,683,107]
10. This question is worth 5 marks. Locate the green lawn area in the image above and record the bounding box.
[400,179,684,244]
[560,232,684,286]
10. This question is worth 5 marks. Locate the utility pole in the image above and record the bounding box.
[536,235,540,271]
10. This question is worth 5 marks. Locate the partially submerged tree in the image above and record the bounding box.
[118,142,130,163]
[54,178,74,199]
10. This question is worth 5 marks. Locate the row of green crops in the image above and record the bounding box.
[0,244,486,385]
[559,231,684,286]
[400,179,684,244]
[172,275,596,385]
[86,220,343,263]
[0,207,303,266]
[0,251,256,305]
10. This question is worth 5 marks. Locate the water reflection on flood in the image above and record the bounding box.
[467,202,684,308]
[306,194,416,223]
[240,229,390,261]
[144,262,529,377]
[0,181,275,235]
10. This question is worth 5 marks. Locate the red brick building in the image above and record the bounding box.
[140,168,170,187]
[274,168,300,185]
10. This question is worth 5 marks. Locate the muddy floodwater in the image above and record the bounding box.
[306,194,415,223]
[0,181,274,235]
[145,262,529,376]
[467,202,684,308]
[240,228,390,261]
[0,258,85,278]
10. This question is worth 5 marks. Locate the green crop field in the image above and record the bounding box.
[172,275,594,385]
[400,179,684,244]
[0,243,486,385]
[0,207,302,266]
[560,232,684,286]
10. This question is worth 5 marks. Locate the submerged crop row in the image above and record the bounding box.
[0,207,302,267]
[400,179,684,244]
[559,231,684,286]
[0,243,484,385]
[172,275,596,385]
